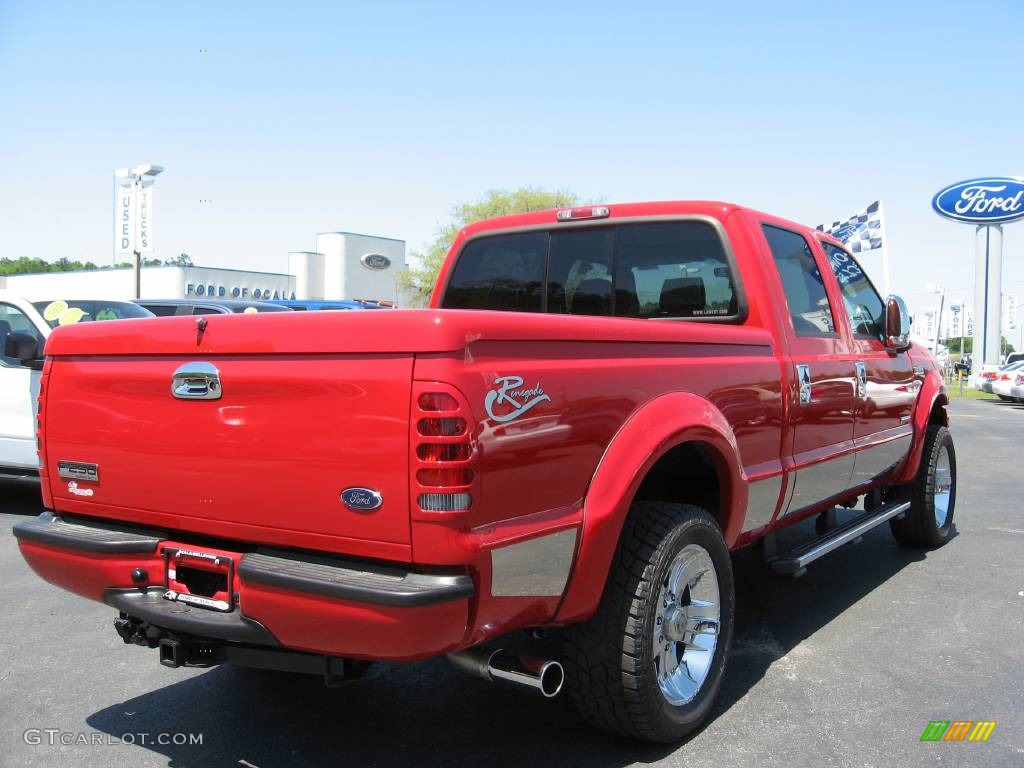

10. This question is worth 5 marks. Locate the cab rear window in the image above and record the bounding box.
[442,221,740,321]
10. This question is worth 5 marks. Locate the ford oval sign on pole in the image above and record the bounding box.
[932,176,1023,367]
[931,177,1024,224]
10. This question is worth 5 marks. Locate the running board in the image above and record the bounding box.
[770,500,911,576]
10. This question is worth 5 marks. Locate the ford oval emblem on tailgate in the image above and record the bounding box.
[340,487,383,511]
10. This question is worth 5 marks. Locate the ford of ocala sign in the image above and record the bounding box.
[932,177,1024,224]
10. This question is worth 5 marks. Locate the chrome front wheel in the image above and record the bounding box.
[891,424,957,548]
[933,442,954,527]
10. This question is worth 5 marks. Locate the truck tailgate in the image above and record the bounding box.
[43,354,413,546]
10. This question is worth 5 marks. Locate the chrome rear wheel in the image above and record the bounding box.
[653,544,720,705]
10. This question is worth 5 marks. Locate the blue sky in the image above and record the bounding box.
[1,0,1022,326]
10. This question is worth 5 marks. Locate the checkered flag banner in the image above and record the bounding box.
[817,201,884,253]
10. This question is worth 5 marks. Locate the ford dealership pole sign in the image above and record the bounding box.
[932,177,1024,224]
[932,176,1022,367]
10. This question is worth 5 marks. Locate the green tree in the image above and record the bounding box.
[0,257,50,275]
[164,252,193,267]
[398,187,582,307]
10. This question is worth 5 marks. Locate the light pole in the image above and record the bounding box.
[926,284,945,361]
[114,164,163,298]
[950,302,961,357]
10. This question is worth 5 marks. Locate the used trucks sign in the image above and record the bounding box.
[114,181,156,253]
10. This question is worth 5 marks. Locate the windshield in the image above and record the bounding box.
[33,300,154,328]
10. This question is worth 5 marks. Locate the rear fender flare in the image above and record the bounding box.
[554,392,745,624]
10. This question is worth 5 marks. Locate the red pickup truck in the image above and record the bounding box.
[15,201,955,742]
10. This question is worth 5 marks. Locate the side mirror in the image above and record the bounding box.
[4,332,42,367]
[884,295,911,351]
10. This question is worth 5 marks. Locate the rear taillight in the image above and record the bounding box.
[985,372,998,380]
[1000,373,1010,380]
[1016,374,1024,385]
[416,417,467,437]
[418,392,458,411]
[412,382,476,514]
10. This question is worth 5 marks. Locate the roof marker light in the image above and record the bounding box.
[556,206,610,222]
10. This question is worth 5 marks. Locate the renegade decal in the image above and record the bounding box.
[484,376,551,423]
[67,481,94,497]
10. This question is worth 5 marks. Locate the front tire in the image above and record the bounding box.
[560,502,734,742]
[890,424,956,548]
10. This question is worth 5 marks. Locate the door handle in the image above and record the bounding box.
[856,361,867,399]
[796,364,812,405]
[171,362,222,400]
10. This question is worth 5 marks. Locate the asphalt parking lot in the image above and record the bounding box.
[0,396,1021,768]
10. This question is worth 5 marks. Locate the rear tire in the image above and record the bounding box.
[560,502,734,742]
[890,424,956,548]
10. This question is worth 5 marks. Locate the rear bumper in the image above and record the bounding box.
[14,513,473,661]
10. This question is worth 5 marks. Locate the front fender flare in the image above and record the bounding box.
[894,369,948,484]
[554,391,746,624]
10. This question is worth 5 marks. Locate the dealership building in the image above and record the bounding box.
[0,231,406,304]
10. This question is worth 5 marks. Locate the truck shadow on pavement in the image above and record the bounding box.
[85,516,934,768]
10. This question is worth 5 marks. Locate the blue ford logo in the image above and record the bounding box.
[340,487,383,511]
[360,253,391,270]
[932,177,1024,224]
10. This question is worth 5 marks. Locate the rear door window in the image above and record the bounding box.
[762,225,837,336]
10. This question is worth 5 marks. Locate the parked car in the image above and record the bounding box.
[0,294,153,482]
[135,299,293,316]
[267,299,388,311]
[15,201,954,743]
[973,364,1001,392]
[1009,372,1024,403]
[991,361,1024,400]
[1005,352,1024,366]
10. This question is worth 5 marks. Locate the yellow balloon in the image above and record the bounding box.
[43,300,68,322]
[58,307,86,326]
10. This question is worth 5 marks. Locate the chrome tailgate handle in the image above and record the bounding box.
[171,362,222,400]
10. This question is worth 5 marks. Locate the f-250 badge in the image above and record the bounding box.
[484,376,551,423]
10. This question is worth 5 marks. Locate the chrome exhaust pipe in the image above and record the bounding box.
[446,647,564,698]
